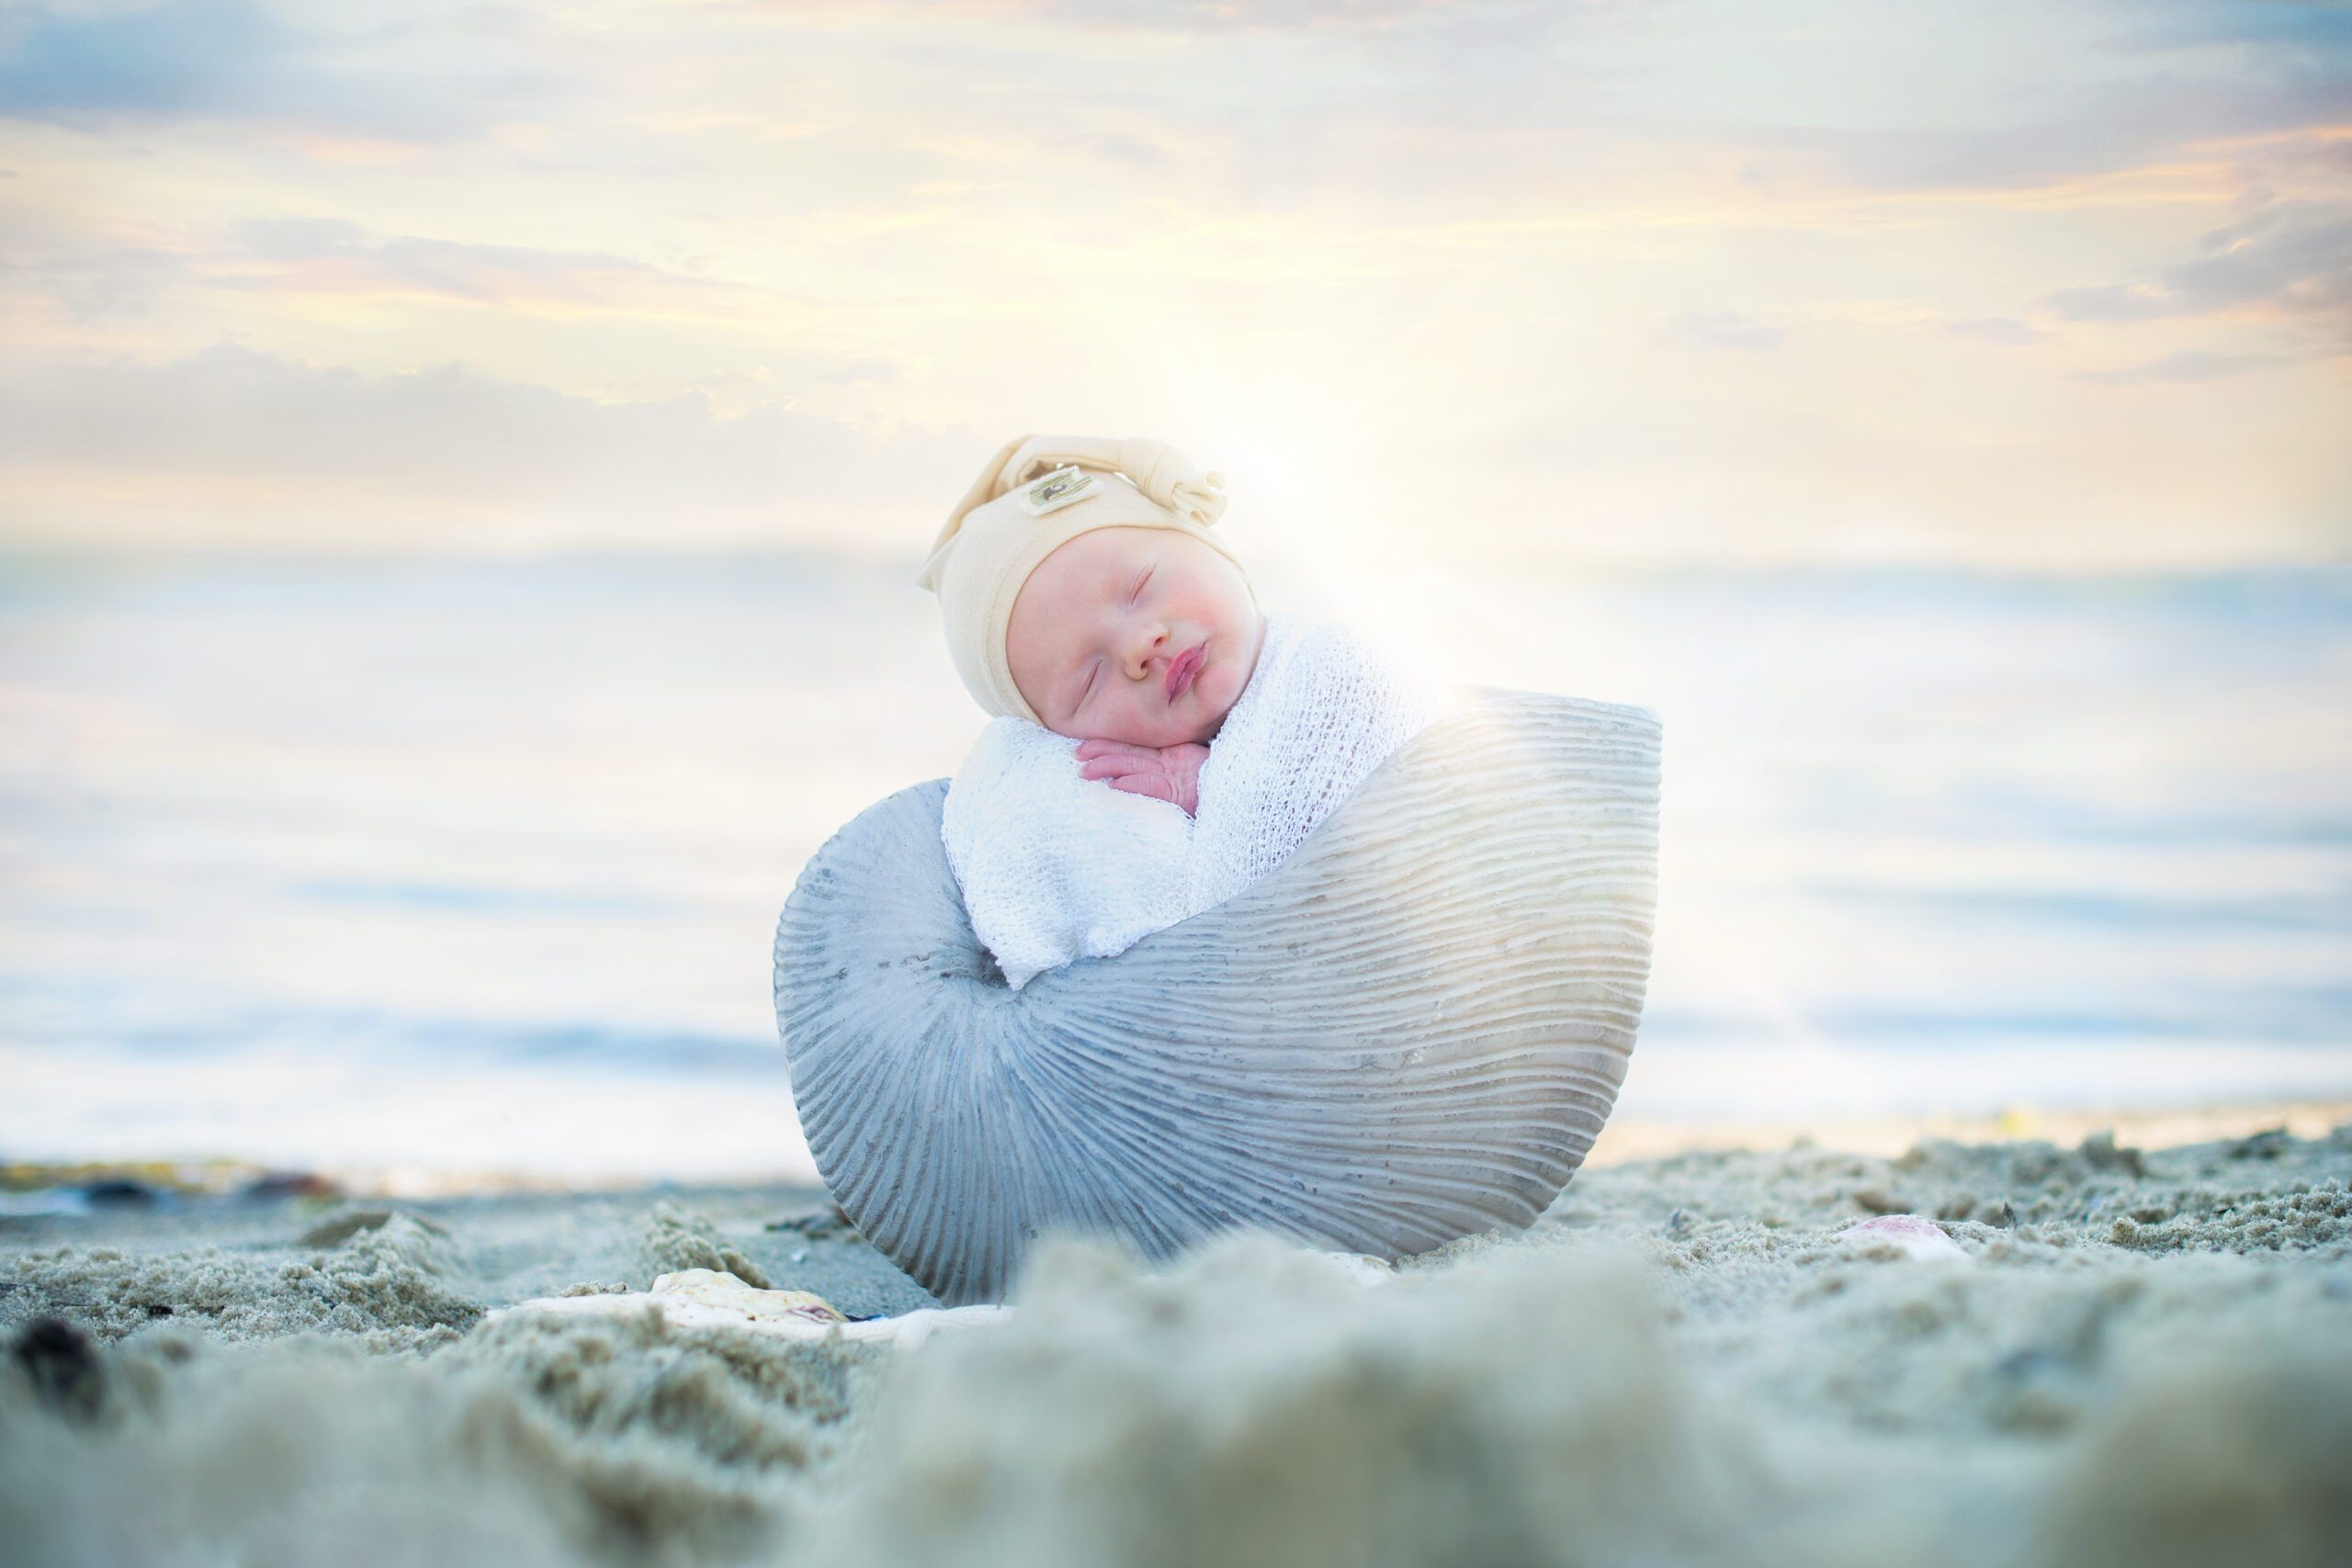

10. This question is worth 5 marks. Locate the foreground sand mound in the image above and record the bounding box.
[4,1125,2347,1567]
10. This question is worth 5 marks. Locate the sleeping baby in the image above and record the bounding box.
[915,434,1454,988]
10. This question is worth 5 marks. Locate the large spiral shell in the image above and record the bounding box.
[773,692,1662,1305]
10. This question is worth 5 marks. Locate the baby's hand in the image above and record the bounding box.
[1075,739,1209,817]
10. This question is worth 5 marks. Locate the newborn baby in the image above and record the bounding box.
[915,434,1453,988]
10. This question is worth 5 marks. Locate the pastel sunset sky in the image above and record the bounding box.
[1,0,2346,570]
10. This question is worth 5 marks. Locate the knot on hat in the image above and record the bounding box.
[1018,436,1226,529]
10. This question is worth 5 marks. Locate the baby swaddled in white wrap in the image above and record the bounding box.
[943,614,1454,988]
[911,433,1453,990]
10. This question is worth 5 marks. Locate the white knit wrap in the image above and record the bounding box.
[941,614,1457,989]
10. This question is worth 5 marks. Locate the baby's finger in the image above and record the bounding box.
[1080,757,1143,781]
[1106,775,1172,803]
[1074,739,1148,761]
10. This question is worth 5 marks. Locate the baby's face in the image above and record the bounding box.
[1007,526,1264,748]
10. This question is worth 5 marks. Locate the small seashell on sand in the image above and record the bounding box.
[1838,1213,1970,1262]
[1322,1253,1397,1287]
[487,1269,1011,1348]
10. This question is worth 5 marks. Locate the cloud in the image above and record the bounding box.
[819,359,905,384]
[1719,6,2351,197]
[2072,348,2293,385]
[2048,198,2352,327]
[0,0,552,140]
[897,0,1506,31]
[0,344,978,548]
[1664,310,1783,352]
[748,0,2350,212]
[1048,130,1169,166]
[231,218,749,313]
[1,231,187,322]
[0,215,756,325]
[1944,317,2047,345]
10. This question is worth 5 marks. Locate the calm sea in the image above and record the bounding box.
[3,550,2346,1182]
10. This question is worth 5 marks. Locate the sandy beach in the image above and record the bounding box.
[4,1102,2347,1567]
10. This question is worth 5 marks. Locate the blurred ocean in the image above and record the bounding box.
[2,549,2346,1183]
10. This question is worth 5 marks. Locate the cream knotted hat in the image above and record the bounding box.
[915,434,1247,722]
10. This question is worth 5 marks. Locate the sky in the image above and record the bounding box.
[0,0,2346,570]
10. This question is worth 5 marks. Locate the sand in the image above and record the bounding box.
[4,1114,2349,1568]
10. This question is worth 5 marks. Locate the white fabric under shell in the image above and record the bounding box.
[940,613,1457,989]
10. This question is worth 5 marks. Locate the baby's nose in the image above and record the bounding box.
[1124,624,1168,679]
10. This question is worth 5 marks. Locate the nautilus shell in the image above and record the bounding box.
[772,692,1662,1306]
